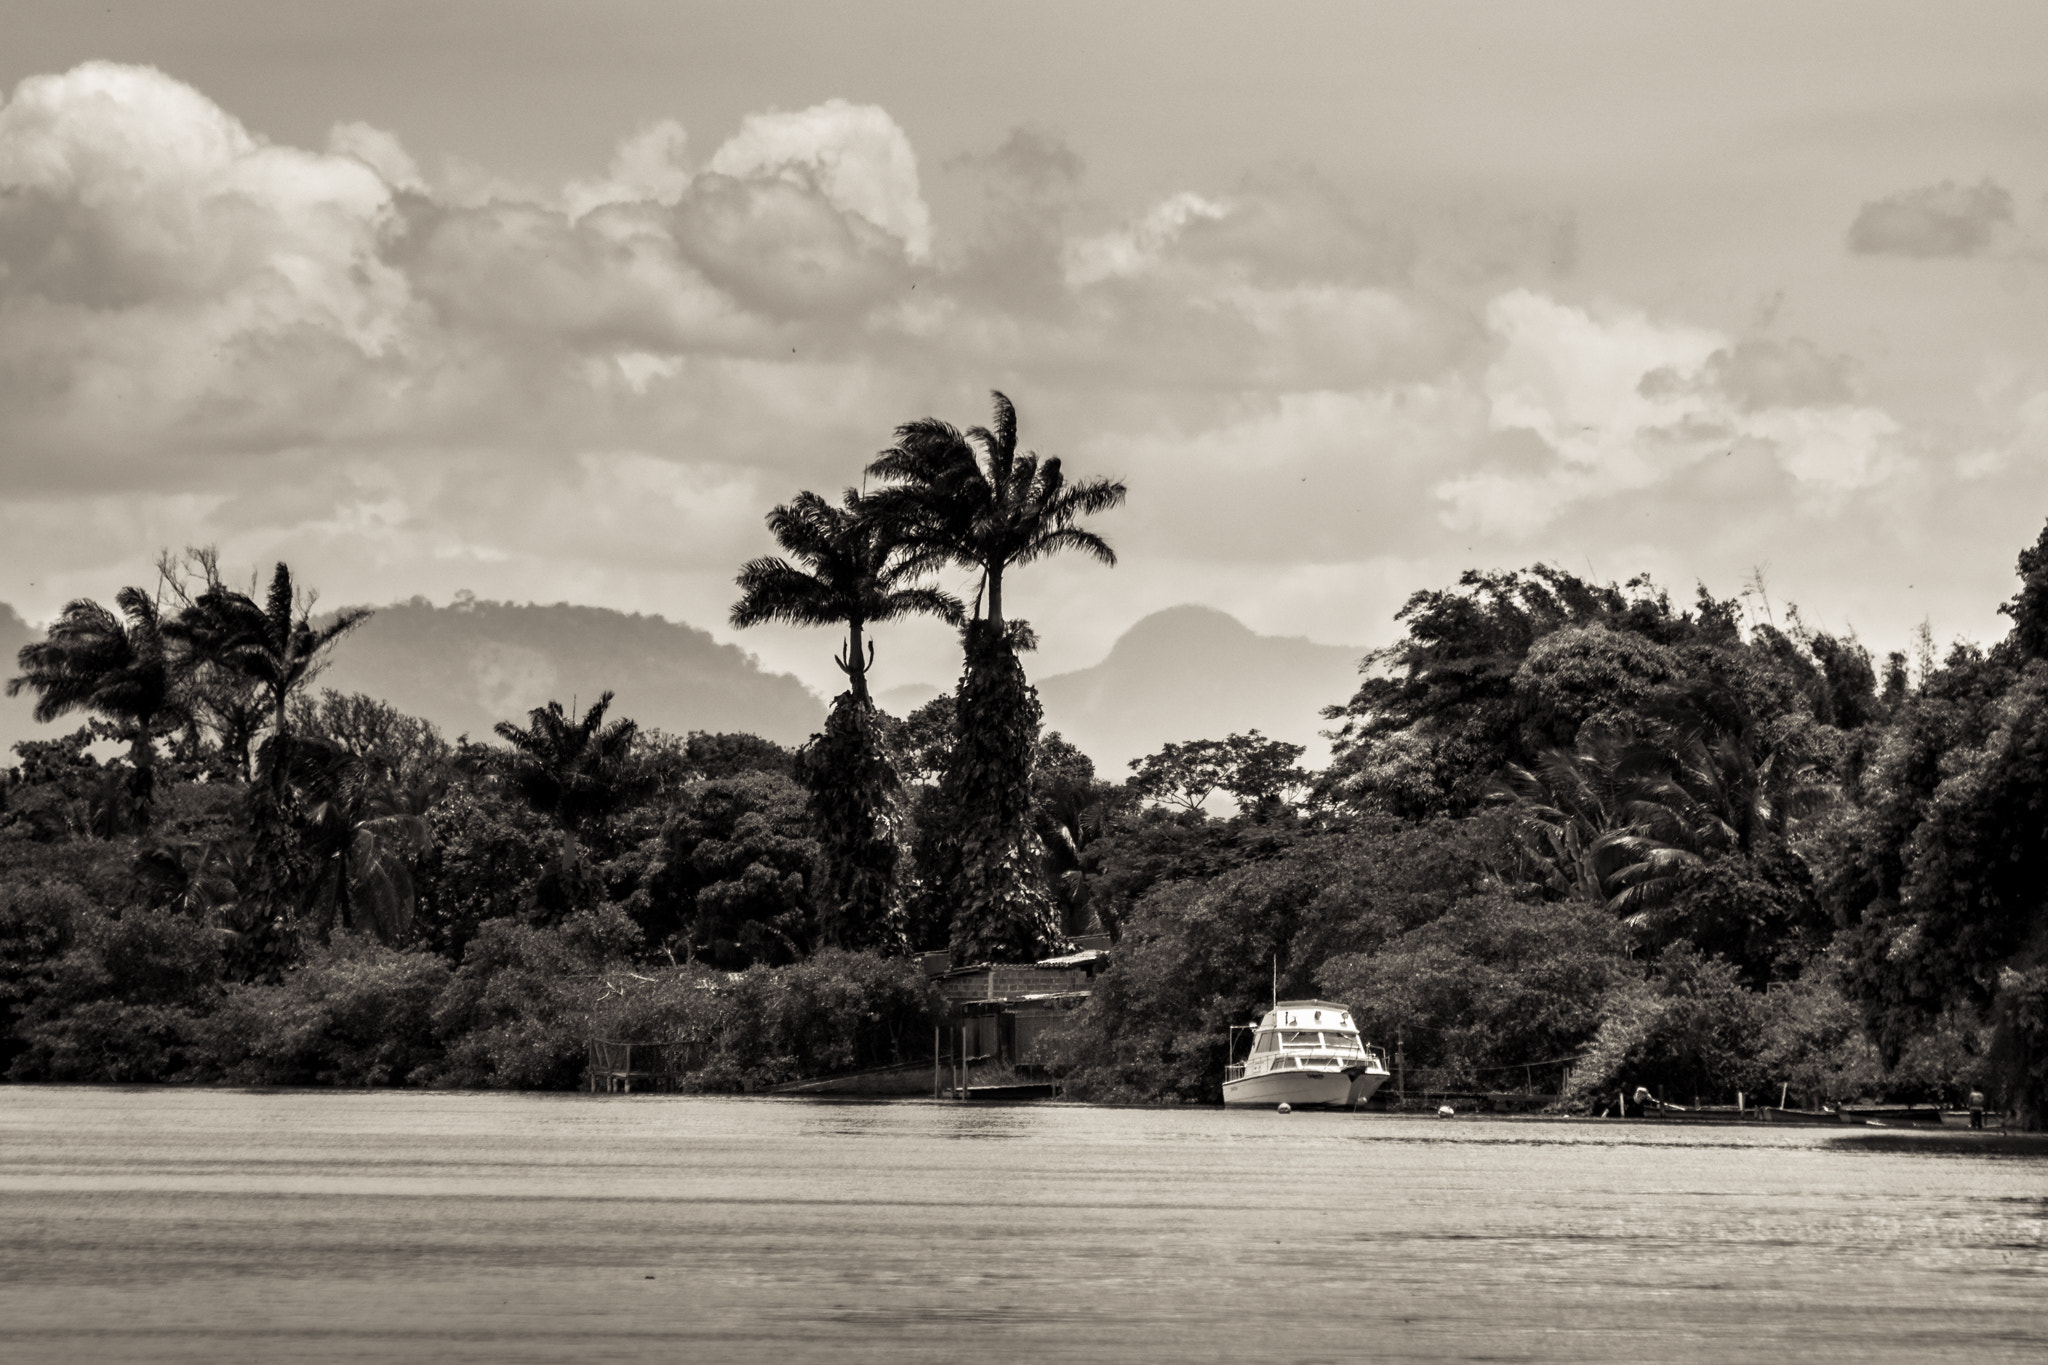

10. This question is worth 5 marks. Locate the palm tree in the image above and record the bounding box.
[730,488,963,702]
[731,488,962,950]
[1492,722,1704,930]
[8,586,180,827]
[865,391,1126,632]
[167,563,370,773]
[493,692,645,842]
[864,392,1126,963]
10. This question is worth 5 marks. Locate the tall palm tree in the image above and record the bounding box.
[731,488,962,950]
[167,563,370,769]
[865,392,1126,963]
[865,391,1126,631]
[730,488,963,702]
[8,586,180,827]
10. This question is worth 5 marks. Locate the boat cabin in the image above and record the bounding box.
[1232,999,1385,1078]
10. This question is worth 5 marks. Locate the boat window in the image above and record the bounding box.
[1252,1032,1277,1054]
[1268,1057,1295,1069]
[1281,1031,1321,1046]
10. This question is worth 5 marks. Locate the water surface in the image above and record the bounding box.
[1,1088,2042,1363]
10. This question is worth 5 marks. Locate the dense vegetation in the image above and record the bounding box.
[3,400,2045,1126]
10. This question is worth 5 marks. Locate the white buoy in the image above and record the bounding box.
[1437,1104,1455,1118]
[1277,1103,1292,1114]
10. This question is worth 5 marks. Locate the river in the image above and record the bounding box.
[0,1087,2042,1363]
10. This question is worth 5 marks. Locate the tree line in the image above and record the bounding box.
[1,393,2044,1126]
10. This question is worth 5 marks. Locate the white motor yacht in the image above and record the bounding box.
[1222,999,1390,1109]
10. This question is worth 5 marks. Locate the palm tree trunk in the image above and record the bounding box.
[986,565,1004,631]
[847,618,869,703]
[127,723,157,829]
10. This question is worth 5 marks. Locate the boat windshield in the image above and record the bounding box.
[1282,1031,1363,1049]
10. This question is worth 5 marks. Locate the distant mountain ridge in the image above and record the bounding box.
[1035,604,1363,774]
[3,596,1359,775]
[318,598,824,745]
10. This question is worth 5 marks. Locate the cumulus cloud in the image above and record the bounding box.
[706,99,932,262]
[327,121,426,194]
[1847,178,2015,258]
[1437,292,1902,533]
[563,119,691,219]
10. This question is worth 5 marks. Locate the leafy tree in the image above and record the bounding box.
[1322,568,1748,817]
[1833,662,2048,1125]
[292,690,450,786]
[1319,895,1628,1090]
[1127,739,1230,814]
[866,391,1125,961]
[1128,731,1311,815]
[1998,519,2048,662]
[413,785,557,956]
[8,587,180,828]
[683,731,795,780]
[645,770,819,968]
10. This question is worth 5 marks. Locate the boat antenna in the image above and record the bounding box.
[1272,955,1278,1013]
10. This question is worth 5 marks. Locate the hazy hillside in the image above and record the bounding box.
[1035,605,1364,774]
[0,604,39,760]
[875,682,943,716]
[318,598,824,745]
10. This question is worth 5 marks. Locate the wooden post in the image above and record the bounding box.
[1780,1081,1789,1110]
[933,1024,940,1100]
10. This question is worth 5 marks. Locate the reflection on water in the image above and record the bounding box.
[1,1088,2043,1363]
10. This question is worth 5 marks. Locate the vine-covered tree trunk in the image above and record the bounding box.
[799,692,904,952]
[933,621,1060,964]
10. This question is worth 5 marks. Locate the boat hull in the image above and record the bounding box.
[1224,1065,1390,1109]
[1225,1069,1353,1108]
[1347,1069,1388,1108]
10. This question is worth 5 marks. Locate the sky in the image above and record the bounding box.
[2,1,2046,699]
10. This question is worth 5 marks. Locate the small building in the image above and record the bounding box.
[924,935,1110,1078]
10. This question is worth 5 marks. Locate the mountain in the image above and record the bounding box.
[0,604,39,760]
[875,682,943,716]
[1035,605,1364,775]
[316,598,824,745]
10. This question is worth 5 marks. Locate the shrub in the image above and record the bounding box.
[7,900,224,1082]
[202,935,453,1085]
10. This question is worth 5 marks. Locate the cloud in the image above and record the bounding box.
[706,99,932,262]
[563,119,691,219]
[1065,191,1230,285]
[1436,291,1902,534]
[327,121,426,194]
[1847,178,2015,259]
